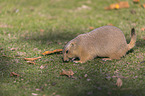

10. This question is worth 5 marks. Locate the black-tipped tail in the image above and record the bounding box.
[131,28,135,36]
[128,28,137,50]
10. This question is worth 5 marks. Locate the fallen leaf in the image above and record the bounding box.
[118,1,130,8]
[133,0,140,3]
[42,49,63,55]
[40,65,45,69]
[36,88,41,91]
[143,4,145,8]
[24,56,41,61]
[84,74,88,77]
[32,93,38,96]
[40,29,44,32]
[116,78,122,87]
[141,27,145,31]
[107,23,113,26]
[87,78,91,81]
[10,48,17,51]
[77,5,91,11]
[60,69,74,77]
[10,72,20,77]
[105,1,129,10]
[105,3,120,10]
[89,27,94,30]
[27,61,36,65]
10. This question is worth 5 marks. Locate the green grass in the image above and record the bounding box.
[0,0,145,96]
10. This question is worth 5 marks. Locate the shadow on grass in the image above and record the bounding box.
[0,56,12,77]
[21,29,79,44]
[0,53,22,79]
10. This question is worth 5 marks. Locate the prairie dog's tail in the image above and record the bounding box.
[127,28,136,50]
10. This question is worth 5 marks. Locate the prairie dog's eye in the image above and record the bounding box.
[66,50,69,53]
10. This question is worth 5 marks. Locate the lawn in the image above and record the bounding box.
[0,0,145,96]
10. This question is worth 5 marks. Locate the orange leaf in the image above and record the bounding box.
[60,69,74,77]
[40,29,44,32]
[119,1,129,8]
[105,3,119,10]
[116,78,123,87]
[10,72,20,77]
[42,49,63,55]
[24,56,41,61]
[143,4,145,8]
[105,1,129,10]
[89,27,94,30]
[107,23,113,26]
[141,28,145,31]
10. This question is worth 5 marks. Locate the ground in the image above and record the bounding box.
[0,0,145,96]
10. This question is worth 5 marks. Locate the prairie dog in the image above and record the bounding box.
[63,26,136,63]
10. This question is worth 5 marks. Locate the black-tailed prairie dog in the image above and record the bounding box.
[63,26,136,63]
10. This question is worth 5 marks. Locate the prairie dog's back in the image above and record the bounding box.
[75,26,128,57]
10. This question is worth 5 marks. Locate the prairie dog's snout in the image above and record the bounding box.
[63,26,136,63]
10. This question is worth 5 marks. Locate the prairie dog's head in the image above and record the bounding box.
[63,41,77,62]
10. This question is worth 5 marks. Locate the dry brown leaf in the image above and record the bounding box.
[42,49,63,55]
[119,1,130,8]
[27,61,36,65]
[89,27,94,30]
[32,93,38,96]
[143,4,145,8]
[40,29,44,32]
[107,23,113,26]
[24,56,41,61]
[10,72,20,77]
[10,48,17,51]
[105,1,129,10]
[60,69,74,77]
[133,0,140,3]
[141,28,145,31]
[40,65,45,69]
[105,3,119,10]
[116,78,122,87]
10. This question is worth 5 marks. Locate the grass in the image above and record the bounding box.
[0,0,145,96]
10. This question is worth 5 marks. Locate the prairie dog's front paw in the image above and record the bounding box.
[73,61,83,63]
[102,58,112,61]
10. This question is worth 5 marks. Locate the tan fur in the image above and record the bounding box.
[63,26,136,63]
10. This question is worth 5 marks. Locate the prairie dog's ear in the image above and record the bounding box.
[70,42,76,48]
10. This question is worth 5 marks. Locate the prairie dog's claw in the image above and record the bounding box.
[102,58,112,61]
[73,61,83,63]
[72,58,75,61]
